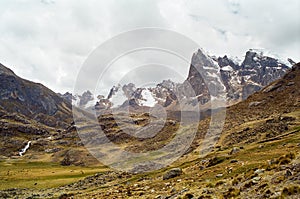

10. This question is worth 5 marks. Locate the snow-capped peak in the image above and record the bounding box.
[249,48,291,67]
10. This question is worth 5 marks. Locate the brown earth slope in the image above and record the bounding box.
[0,63,72,128]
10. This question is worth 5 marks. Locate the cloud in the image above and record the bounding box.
[0,0,299,94]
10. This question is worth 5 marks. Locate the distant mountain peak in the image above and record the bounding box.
[72,48,291,110]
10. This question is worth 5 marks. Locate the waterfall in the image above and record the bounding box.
[19,141,31,156]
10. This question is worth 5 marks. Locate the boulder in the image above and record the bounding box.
[163,168,182,180]
[254,169,265,175]
[263,82,283,93]
[216,174,223,178]
[229,147,240,155]
[248,101,263,107]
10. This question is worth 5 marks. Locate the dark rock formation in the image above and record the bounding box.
[0,63,72,127]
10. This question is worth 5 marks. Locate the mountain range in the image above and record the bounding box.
[70,49,290,111]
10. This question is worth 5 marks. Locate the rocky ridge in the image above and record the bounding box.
[0,63,72,128]
[76,49,290,110]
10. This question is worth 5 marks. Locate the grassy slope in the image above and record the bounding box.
[1,119,297,198]
[0,159,108,190]
[76,124,299,198]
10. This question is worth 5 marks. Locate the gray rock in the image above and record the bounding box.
[263,82,283,93]
[249,101,263,107]
[229,147,240,155]
[287,81,295,86]
[163,168,182,180]
[216,174,223,178]
[285,169,292,177]
[252,176,261,181]
[45,148,61,153]
[254,169,265,175]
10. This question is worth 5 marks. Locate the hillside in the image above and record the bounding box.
[72,63,300,198]
[0,63,72,128]
[220,62,300,146]
[0,64,299,198]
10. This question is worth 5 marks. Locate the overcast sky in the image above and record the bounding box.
[0,0,299,94]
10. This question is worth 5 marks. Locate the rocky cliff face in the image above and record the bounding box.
[0,63,72,128]
[58,92,73,103]
[187,49,289,102]
[91,49,289,110]
[214,49,289,100]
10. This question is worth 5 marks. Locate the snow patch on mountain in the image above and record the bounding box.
[110,89,128,108]
[84,97,98,109]
[138,89,157,107]
[72,95,80,107]
[249,49,291,67]
[228,55,243,65]
[221,65,233,71]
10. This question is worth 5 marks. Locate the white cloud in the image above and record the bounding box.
[0,0,299,94]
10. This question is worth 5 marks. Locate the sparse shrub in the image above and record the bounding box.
[236,176,243,181]
[232,178,239,186]
[266,164,277,171]
[206,182,214,188]
[126,188,132,196]
[183,193,194,199]
[215,180,225,186]
[285,152,295,160]
[0,193,9,198]
[256,183,268,191]
[273,152,296,166]
[263,189,273,198]
[59,193,74,199]
[243,180,255,190]
[215,146,222,151]
[278,157,292,165]
[60,153,71,166]
[281,185,300,196]
[244,169,256,180]
[198,195,212,199]
[272,175,285,184]
[223,187,240,198]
